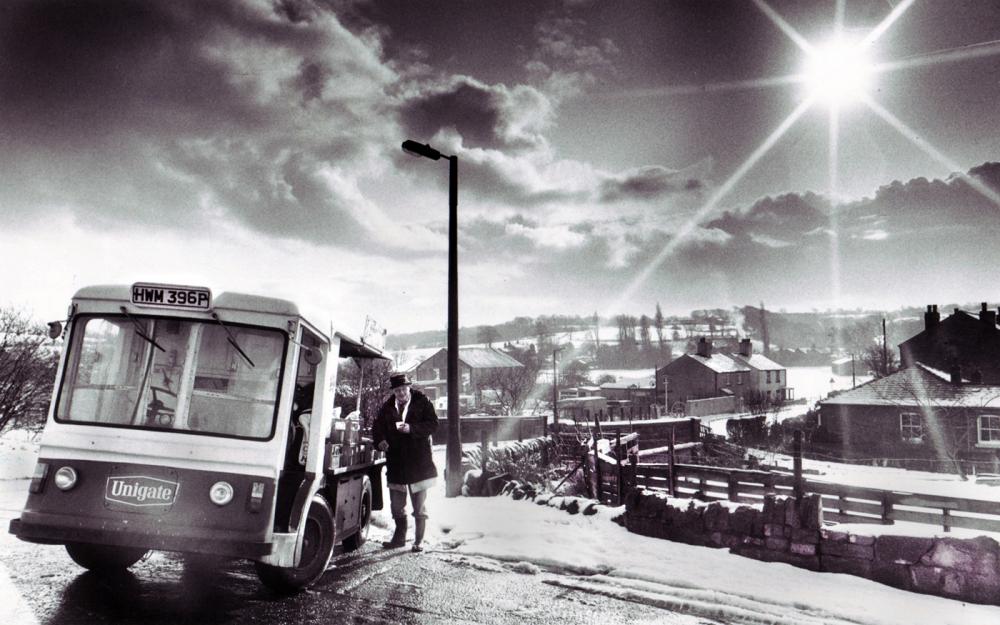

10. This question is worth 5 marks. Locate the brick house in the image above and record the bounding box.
[900,303,1000,383]
[657,338,789,411]
[409,347,524,407]
[818,362,1000,471]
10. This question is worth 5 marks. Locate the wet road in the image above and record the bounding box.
[0,479,712,625]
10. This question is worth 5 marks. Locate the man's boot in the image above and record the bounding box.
[411,518,426,553]
[382,517,407,549]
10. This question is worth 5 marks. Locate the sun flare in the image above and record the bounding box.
[803,38,874,106]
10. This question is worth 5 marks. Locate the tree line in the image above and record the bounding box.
[0,307,60,435]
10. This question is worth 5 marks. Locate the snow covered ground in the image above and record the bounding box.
[3,432,1000,624]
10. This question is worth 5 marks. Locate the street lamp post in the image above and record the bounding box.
[552,346,562,426]
[401,140,462,498]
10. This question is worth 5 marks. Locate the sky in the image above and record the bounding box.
[3,1,1000,335]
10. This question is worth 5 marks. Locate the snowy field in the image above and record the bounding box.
[3,433,1000,624]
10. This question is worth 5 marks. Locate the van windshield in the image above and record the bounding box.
[54,315,286,439]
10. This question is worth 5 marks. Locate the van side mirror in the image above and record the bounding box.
[47,321,63,340]
[303,346,322,366]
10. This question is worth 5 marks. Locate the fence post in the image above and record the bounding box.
[616,432,624,505]
[727,472,738,502]
[942,508,951,533]
[629,450,638,492]
[541,415,550,466]
[881,492,894,525]
[764,472,776,496]
[793,430,803,503]
[668,427,677,497]
[592,423,603,503]
[580,447,594,498]
[838,494,847,518]
[480,428,490,472]
[517,418,523,442]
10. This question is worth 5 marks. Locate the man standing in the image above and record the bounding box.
[372,372,438,552]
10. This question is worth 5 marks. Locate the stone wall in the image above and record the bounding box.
[624,489,1000,605]
[461,437,555,497]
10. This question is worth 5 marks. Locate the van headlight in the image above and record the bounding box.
[209,481,234,506]
[54,466,78,491]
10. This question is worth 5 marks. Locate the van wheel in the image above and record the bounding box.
[342,476,372,552]
[65,543,148,572]
[255,494,335,593]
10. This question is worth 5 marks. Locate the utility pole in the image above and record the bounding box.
[882,317,888,377]
[552,347,561,426]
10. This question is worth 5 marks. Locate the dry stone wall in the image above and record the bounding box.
[624,489,1000,605]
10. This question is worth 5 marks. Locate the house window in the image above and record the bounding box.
[737,373,744,385]
[721,373,730,386]
[978,415,1000,446]
[775,370,781,384]
[900,412,923,442]
[765,371,771,384]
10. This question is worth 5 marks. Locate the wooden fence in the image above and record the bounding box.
[567,422,1000,535]
[629,461,1000,534]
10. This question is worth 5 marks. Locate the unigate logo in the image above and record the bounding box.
[105,475,178,507]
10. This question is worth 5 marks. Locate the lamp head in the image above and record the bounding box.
[402,140,442,161]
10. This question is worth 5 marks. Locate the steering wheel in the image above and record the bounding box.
[146,386,177,427]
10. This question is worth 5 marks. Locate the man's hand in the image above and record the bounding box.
[395,422,411,434]
[377,440,389,452]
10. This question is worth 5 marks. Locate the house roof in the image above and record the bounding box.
[729,353,785,371]
[819,363,1000,408]
[686,353,751,374]
[412,346,524,370]
[458,347,524,369]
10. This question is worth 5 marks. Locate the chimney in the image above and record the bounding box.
[980,302,997,328]
[696,337,712,357]
[739,338,752,357]
[924,304,940,330]
[950,363,963,385]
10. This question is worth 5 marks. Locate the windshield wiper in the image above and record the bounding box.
[211,312,255,368]
[119,306,165,353]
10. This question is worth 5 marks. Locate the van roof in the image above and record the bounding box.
[72,285,388,361]
[73,285,300,317]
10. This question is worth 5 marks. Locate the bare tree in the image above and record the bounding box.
[336,357,393,431]
[639,314,652,351]
[475,346,540,415]
[477,325,500,347]
[0,308,59,435]
[861,343,899,379]
[653,303,665,349]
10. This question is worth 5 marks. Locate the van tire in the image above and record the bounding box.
[255,494,335,593]
[342,476,372,552]
[65,543,148,572]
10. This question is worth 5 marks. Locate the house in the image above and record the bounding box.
[729,338,793,404]
[409,346,524,408]
[599,378,657,414]
[899,303,1000,384]
[831,356,855,376]
[818,362,1000,471]
[657,338,789,411]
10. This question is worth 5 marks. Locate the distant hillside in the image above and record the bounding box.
[386,303,980,354]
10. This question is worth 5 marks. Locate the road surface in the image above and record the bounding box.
[0,479,715,625]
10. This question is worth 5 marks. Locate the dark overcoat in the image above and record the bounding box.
[372,388,439,485]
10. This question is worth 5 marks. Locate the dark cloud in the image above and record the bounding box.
[398,76,551,152]
[599,166,702,202]
[0,0,401,247]
[707,191,829,244]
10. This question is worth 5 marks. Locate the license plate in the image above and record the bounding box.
[131,283,212,311]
